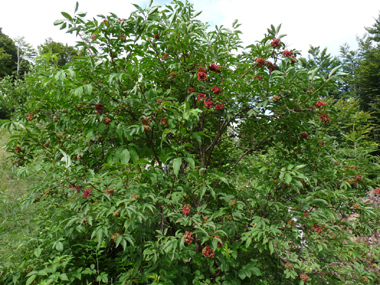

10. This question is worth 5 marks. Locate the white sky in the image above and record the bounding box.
[0,0,379,57]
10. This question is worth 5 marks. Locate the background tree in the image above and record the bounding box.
[38,37,85,67]
[0,28,17,78]
[14,36,37,76]
[299,46,343,99]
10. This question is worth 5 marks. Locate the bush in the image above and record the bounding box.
[1,1,380,284]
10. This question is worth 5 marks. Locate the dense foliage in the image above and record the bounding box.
[1,1,380,284]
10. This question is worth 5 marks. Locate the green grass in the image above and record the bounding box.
[0,128,39,267]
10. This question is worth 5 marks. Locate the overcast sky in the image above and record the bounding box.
[1,0,379,57]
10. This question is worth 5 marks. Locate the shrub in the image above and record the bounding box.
[1,1,380,284]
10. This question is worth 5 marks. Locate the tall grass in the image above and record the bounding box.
[0,128,39,267]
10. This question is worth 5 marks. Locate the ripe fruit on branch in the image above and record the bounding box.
[103,117,111,125]
[182,204,190,216]
[215,103,224,110]
[256,58,265,67]
[320,114,330,123]
[316,101,327,108]
[211,85,222,94]
[282,50,293,57]
[197,71,207,81]
[300,132,309,139]
[285,263,293,269]
[202,245,215,258]
[204,99,213,109]
[214,236,223,248]
[300,273,310,282]
[27,113,34,121]
[142,117,151,125]
[188,87,195,94]
[183,231,193,245]
[160,118,167,125]
[95,103,103,114]
[272,95,280,102]
[112,233,119,242]
[208,62,221,72]
[197,94,206,102]
[82,188,92,198]
[270,38,280,48]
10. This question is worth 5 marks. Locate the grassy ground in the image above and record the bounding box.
[0,128,38,266]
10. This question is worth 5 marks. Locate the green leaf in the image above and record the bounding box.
[120,149,130,165]
[183,157,195,170]
[115,234,123,247]
[269,241,274,254]
[61,12,73,21]
[75,86,83,97]
[56,241,63,251]
[193,11,202,17]
[251,267,261,276]
[238,269,246,280]
[294,164,306,170]
[26,275,37,285]
[284,173,292,184]
[74,2,79,13]
[329,65,341,78]
[34,247,42,257]
[60,273,69,281]
[59,149,72,168]
[173,158,181,176]
[129,147,138,163]
[311,198,329,207]
[53,19,64,26]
